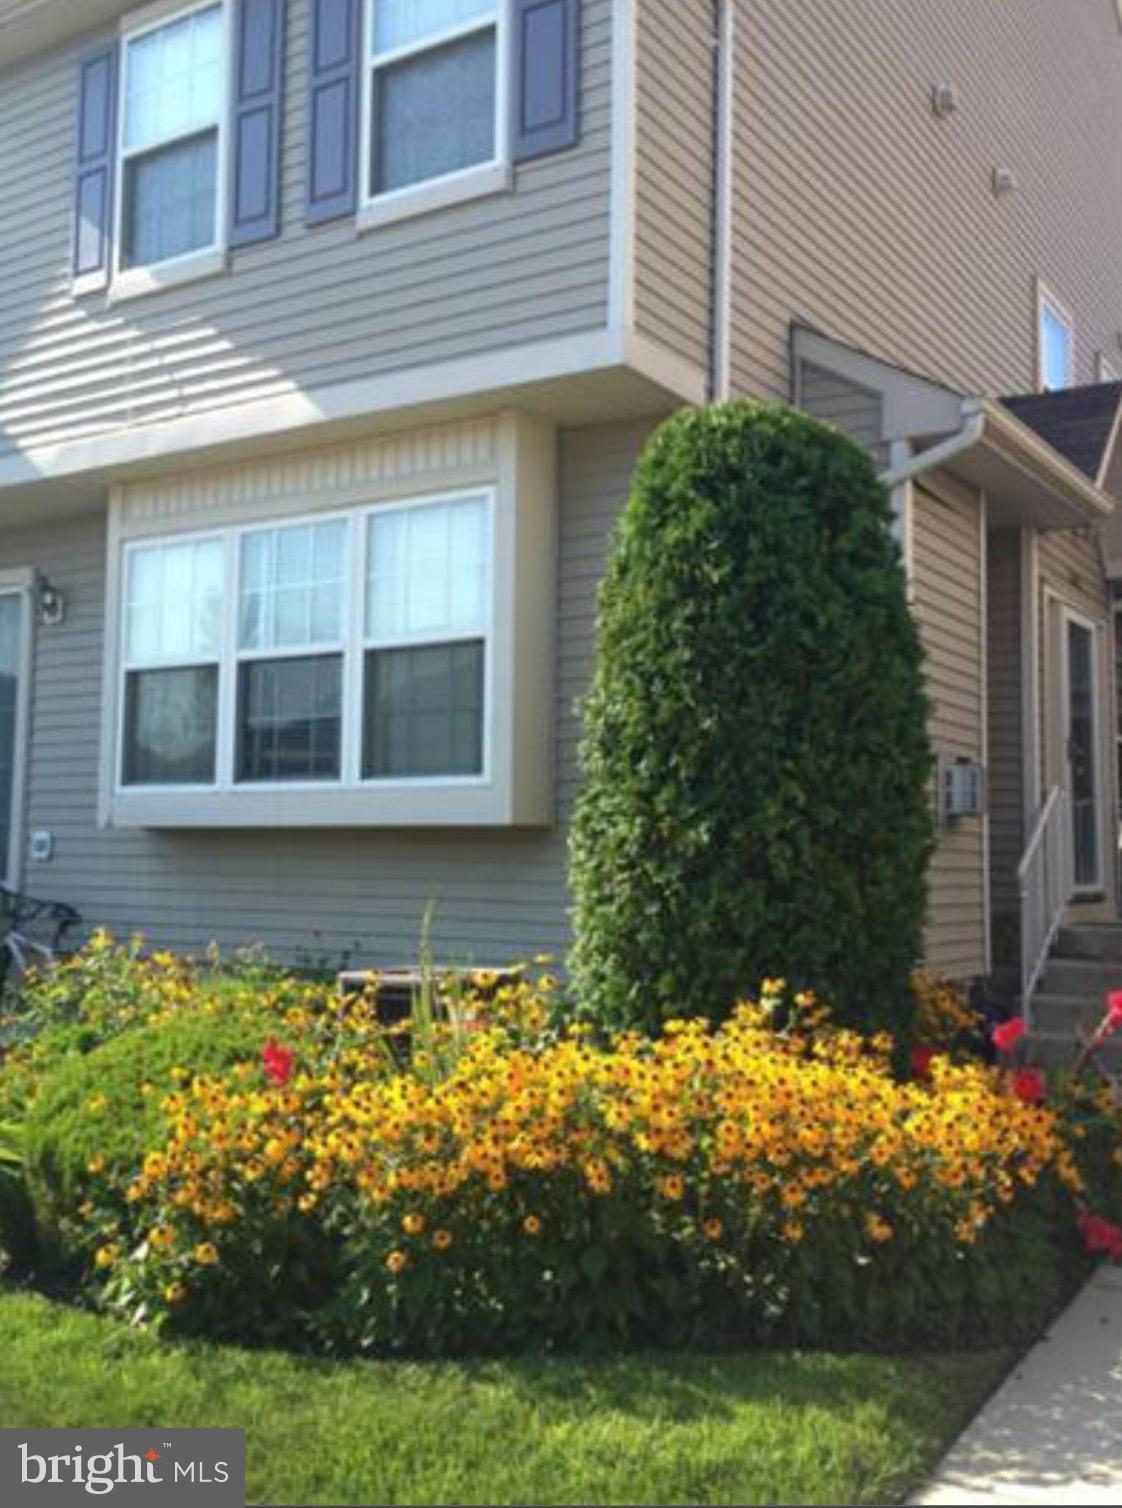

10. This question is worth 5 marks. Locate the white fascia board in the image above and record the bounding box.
[0,328,706,500]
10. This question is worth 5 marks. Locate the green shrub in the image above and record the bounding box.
[73,981,1081,1357]
[23,1007,274,1264]
[570,402,934,1035]
[0,1119,36,1274]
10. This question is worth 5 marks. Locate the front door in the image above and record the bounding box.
[1065,614,1102,893]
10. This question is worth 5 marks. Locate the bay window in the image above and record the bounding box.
[106,414,557,829]
[117,492,493,794]
[118,0,227,273]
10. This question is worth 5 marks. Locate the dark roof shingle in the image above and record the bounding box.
[1001,382,1122,482]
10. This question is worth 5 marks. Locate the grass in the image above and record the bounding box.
[0,1288,1008,1507]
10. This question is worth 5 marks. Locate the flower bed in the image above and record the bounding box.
[2,939,1120,1357]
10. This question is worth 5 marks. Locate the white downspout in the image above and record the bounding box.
[711,0,734,401]
[879,409,987,491]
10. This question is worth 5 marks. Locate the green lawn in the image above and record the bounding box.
[0,1288,1006,1507]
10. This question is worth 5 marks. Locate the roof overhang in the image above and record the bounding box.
[0,0,131,71]
[792,325,1117,532]
[940,398,1117,532]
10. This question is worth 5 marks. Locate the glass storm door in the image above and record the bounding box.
[1067,618,1101,891]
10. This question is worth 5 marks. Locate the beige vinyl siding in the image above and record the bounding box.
[911,471,987,980]
[633,0,714,376]
[1037,525,1118,916]
[986,528,1024,960]
[796,361,883,454]
[0,0,613,460]
[730,0,1122,403]
[0,418,652,964]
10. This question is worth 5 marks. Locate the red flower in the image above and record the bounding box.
[1012,1067,1046,1104]
[1078,1209,1122,1261]
[992,1017,1026,1056]
[1106,992,1122,1034]
[262,1039,295,1087]
[910,1044,937,1080]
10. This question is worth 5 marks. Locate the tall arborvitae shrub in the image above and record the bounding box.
[570,402,934,1035]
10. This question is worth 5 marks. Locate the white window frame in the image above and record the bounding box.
[357,0,513,234]
[1036,280,1075,392]
[359,490,494,787]
[119,529,226,795]
[115,490,495,799]
[231,514,351,787]
[111,0,233,301]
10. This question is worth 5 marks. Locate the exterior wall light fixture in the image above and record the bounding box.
[35,574,66,627]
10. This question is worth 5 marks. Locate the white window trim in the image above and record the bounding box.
[115,491,495,800]
[119,528,225,791]
[356,0,513,235]
[111,0,233,295]
[1036,278,1076,393]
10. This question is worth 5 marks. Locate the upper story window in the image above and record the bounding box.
[368,0,500,197]
[76,0,578,291]
[118,1,229,275]
[1038,283,1075,392]
[119,491,492,795]
[357,0,513,227]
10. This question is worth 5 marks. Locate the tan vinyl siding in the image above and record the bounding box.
[986,528,1024,958]
[0,0,613,460]
[730,0,1122,403]
[912,471,986,980]
[633,0,714,375]
[0,418,651,964]
[796,361,883,454]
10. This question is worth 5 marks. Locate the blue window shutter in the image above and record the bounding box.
[230,0,287,246]
[512,0,579,162]
[73,44,118,285]
[306,0,360,226]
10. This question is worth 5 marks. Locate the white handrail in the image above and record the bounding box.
[1017,785,1073,1026]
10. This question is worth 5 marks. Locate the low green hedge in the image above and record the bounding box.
[24,1008,274,1265]
[0,938,1115,1360]
[0,1119,36,1274]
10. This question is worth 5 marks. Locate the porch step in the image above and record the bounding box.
[1038,956,1122,1000]
[1029,993,1108,1035]
[1028,1029,1122,1071]
[1054,924,1122,964]
[1023,925,1122,1066]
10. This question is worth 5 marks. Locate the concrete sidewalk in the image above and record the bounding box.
[915,1266,1122,1504]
